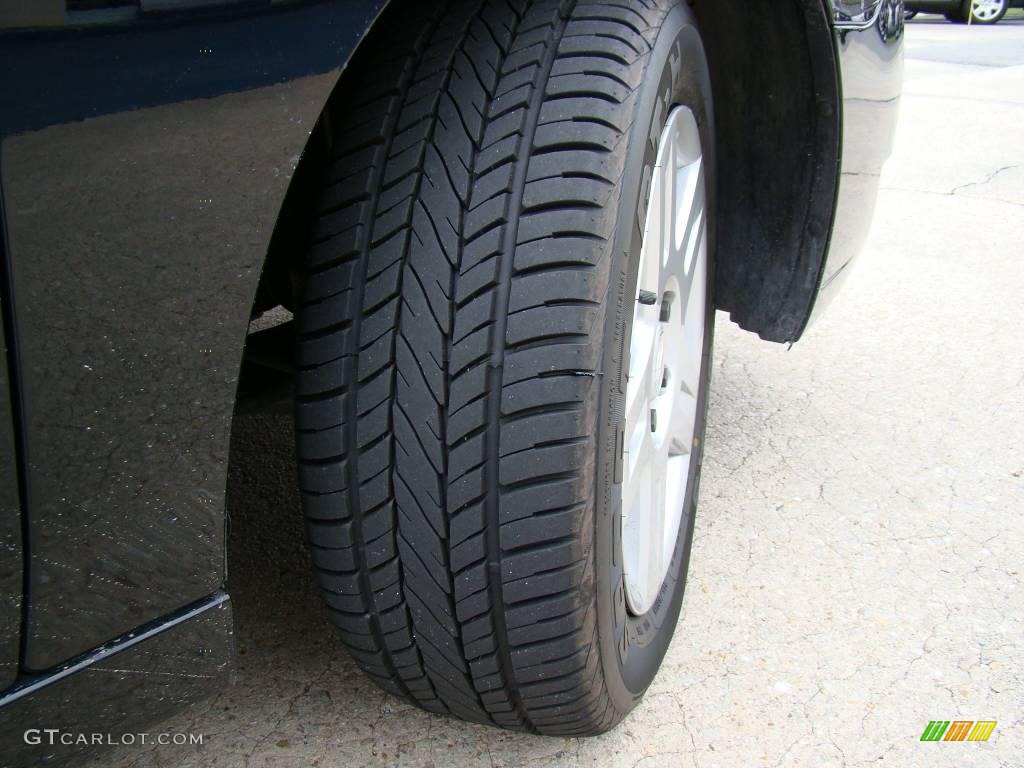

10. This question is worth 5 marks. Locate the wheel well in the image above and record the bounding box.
[692,0,841,342]
[250,1,399,321]
[250,0,843,352]
[250,109,331,319]
[239,1,400,405]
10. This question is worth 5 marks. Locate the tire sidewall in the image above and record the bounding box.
[593,3,716,713]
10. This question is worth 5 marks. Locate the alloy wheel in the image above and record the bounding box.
[622,106,708,616]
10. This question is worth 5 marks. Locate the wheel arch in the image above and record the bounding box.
[241,0,397,399]
[251,0,844,348]
[691,0,842,343]
[251,1,393,320]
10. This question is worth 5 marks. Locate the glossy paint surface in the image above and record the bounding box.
[0,594,232,767]
[0,295,22,690]
[810,0,904,318]
[0,0,384,671]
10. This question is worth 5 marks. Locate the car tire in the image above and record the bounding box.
[294,0,715,736]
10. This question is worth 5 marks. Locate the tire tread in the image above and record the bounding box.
[296,0,671,735]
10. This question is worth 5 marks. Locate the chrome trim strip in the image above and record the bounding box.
[0,591,229,707]
[834,1,886,30]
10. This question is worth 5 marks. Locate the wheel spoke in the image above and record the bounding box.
[681,163,705,275]
[677,231,707,399]
[624,404,657,487]
[625,346,653,438]
[623,460,652,600]
[674,165,703,267]
[640,160,663,292]
[667,388,697,458]
[661,134,677,270]
[669,162,704,318]
[645,469,668,599]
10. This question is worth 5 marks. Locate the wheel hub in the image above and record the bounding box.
[621,106,707,616]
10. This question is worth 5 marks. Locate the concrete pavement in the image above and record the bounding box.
[88,18,1024,768]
